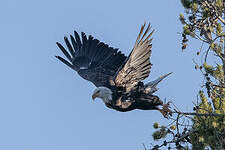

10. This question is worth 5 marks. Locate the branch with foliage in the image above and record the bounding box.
[150,0,225,149]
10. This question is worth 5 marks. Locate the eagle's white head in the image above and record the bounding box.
[92,87,113,103]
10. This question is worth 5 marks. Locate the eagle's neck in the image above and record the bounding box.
[98,87,113,104]
[101,92,112,103]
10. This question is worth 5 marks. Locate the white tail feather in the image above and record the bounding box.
[144,72,172,94]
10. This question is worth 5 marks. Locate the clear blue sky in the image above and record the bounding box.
[1,0,202,150]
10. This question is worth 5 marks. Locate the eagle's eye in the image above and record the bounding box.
[96,90,100,94]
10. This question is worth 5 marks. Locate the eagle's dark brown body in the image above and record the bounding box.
[106,94,162,112]
[104,82,169,117]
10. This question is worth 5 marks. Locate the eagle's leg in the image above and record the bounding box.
[157,103,172,118]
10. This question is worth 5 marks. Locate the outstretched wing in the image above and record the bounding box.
[56,31,126,87]
[114,23,154,92]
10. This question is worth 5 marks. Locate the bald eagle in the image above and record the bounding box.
[56,23,172,117]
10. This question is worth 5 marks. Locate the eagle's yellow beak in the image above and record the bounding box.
[92,93,98,101]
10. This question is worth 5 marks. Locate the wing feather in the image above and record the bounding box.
[70,35,78,52]
[114,23,154,92]
[56,42,73,62]
[56,31,127,87]
[64,37,74,57]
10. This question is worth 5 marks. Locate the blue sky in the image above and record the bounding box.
[1,0,202,150]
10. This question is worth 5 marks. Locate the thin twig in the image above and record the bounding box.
[204,35,225,62]
[142,143,147,150]
[150,129,195,150]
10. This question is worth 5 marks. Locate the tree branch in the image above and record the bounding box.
[150,129,195,150]
[172,110,224,117]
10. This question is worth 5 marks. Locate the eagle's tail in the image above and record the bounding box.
[144,72,172,94]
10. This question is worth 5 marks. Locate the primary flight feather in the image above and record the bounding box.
[56,23,172,117]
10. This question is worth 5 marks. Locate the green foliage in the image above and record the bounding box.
[216,23,222,36]
[198,91,212,112]
[180,0,191,9]
[190,69,225,148]
[216,0,223,8]
[153,122,159,129]
[179,0,225,50]
[191,2,198,12]
[180,0,225,149]
[203,63,214,75]
[151,0,225,149]
[203,63,224,81]
[202,8,210,18]
[214,64,223,80]
[152,126,168,140]
[170,125,176,130]
[183,25,191,35]
[179,13,185,24]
